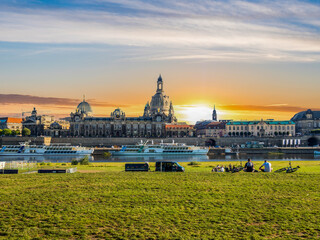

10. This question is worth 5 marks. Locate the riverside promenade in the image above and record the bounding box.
[0,135,317,147]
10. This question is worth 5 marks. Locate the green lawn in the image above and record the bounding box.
[1,161,320,239]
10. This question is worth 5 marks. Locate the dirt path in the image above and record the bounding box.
[77,170,104,173]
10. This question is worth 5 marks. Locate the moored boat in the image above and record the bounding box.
[110,141,208,156]
[314,151,320,156]
[0,142,93,156]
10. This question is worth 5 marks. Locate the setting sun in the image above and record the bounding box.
[175,104,218,124]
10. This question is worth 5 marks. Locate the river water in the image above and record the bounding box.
[0,154,319,163]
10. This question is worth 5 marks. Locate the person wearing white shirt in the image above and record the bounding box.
[259,160,272,172]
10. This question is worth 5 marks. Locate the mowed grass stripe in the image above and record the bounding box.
[0,161,319,239]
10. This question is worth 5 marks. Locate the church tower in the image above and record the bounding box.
[157,74,163,93]
[143,102,151,117]
[212,105,217,121]
[146,74,177,123]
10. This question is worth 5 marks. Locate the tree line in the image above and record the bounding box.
[0,128,31,136]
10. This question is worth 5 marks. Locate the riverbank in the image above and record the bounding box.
[207,147,320,155]
[1,161,319,239]
[1,135,317,148]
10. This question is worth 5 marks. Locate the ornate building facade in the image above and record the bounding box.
[195,121,226,137]
[291,109,320,135]
[165,123,195,137]
[226,120,295,137]
[22,107,69,136]
[69,75,177,138]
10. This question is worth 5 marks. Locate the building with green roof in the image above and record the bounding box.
[226,120,295,137]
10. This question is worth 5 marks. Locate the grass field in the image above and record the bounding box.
[1,161,320,239]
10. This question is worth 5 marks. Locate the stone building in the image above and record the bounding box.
[291,109,320,135]
[226,120,295,137]
[165,123,195,137]
[0,117,22,132]
[22,107,69,136]
[69,75,177,138]
[195,121,226,137]
[43,121,70,137]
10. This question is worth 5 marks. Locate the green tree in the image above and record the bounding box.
[3,129,12,136]
[79,155,90,165]
[11,130,21,136]
[22,128,31,136]
[0,129,3,136]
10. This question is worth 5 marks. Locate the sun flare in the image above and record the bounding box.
[175,104,218,124]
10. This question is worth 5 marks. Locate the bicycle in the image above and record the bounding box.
[274,161,300,173]
[225,161,244,173]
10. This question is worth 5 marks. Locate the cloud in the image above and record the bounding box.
[219,104,319,113]
[0,94,123,108]
[0,0,320,61]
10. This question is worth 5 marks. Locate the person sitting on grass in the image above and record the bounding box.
[244,158,255,172]
[212,165,220,172]
[259,160,272,172]
[212,165,225,172]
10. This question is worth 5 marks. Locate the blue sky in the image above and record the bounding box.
[1,0,320,122]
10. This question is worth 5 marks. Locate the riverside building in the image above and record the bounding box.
[0,117,22,132]
[226,120,295,137]
[291,109,320,135]
[22,107,69,136]
[69,75,178,138]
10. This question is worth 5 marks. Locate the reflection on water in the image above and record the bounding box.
[0,155,90,163]
[0,153,319,163]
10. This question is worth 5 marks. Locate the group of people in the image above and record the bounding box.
[212,165,225,172]
[244,159,273,172]
[212,159,273,173]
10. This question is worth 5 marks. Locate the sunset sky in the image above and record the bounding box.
[1,0,320,123]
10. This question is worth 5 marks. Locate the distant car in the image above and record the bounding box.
[125,163,150,172]
[155,161,185,172]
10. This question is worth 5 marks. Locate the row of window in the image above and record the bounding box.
[228,125,294,131]
[44,151,77,154]
[228,131,294,136]
[163,150,193,153]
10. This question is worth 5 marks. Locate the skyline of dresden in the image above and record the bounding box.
[1,0,320,123]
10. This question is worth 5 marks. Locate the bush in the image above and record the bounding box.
[71,159,79,165]
[3,129,12,136]
[188,161,201,166]
[79,156,90,165]
[22,128,31,136]
[10,130,21,136]
[40,162,46,166]
[103,152,111,158]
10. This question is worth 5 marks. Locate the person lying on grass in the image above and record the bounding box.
[259,160,273,172]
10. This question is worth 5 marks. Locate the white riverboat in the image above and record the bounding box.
[314,151,320,156]
[110,141,208,156]
[0,142,93,156]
